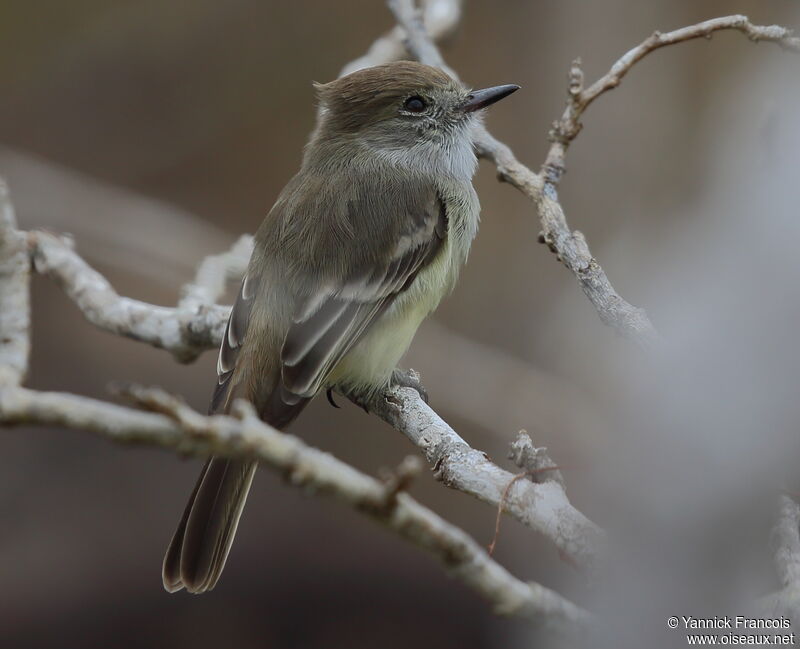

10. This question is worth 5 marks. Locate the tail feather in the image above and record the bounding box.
[163,390,309,594]
[162,459,257,594]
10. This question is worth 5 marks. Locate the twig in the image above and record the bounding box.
[28,230,235,362]
[488,433,569,557]
[545,15,800,181]
[509,431,566,490]
[368,386,604,571]
[0,382,590,630]
[178,234,252,312]
[487,471,527,557]
[340,0,462,77]
[387,0,659,347]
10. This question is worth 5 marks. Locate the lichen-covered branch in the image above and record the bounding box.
[0,382,589,630]
[340,0,462,77]
[28,230,235,363]
[369,387,603,571]
[0,180,30,386]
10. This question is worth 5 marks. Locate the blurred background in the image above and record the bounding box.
[2,1,800,647]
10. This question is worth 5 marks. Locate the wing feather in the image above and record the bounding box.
[279,189,447,402]
[209,272,259,415]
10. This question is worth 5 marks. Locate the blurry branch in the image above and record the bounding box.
[0,147,230,285]
[340,0,462,76]
[369,387,603,570]
[759,496,800,617]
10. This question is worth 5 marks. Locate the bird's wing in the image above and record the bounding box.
[208,271,259,415]
[278,182,447,404]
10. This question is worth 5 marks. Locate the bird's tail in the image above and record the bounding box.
[162,458,257,594]
[163,384,309,594]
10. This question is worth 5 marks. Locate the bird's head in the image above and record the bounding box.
[312,61,518,161]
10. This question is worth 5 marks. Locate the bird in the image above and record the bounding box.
[162,60,519,593]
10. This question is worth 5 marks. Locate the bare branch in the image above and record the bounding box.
[547,15,800,177]
[178,234,252,312]
[385,7,800,347]
[0,180,30,386]
[759,496,800,617]
[0,382,590,630]
[387,0,660,347]
[582,16,799,118]
[368,387,604,571]
[28,230,233,362]
[340,0,462,76]
[509,431,566,490]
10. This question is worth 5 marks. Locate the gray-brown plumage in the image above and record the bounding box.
[163,61,518,593]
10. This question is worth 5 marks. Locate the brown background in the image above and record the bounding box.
[1,1,798,647]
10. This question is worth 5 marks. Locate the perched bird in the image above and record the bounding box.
[163,60,518,593]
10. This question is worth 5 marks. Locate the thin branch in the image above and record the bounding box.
[0,382,590,631]
[340,0,462,77]
[387,0,660,347]
[368,387,604,571]
[759,496,800,616]
[387,6,800,348]
[508,431,566,491]
[0,180,30,387]
[546,15,800,178]
[28,230,235,363]
[177,234,252,312]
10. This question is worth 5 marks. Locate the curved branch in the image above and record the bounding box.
[0,180,30,386]
[0,383,590,630]
[387,0,660,347]
[28,230,236,363]
[369,387,604,571]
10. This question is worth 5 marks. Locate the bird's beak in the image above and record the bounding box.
[460,84,520,113]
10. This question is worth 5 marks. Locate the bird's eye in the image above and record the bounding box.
[403,96,427,113]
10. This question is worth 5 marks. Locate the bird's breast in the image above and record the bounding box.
[328,182,479,395]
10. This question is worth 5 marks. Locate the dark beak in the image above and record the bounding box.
[461,84,520,113]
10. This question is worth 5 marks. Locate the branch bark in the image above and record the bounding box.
[0,382,590,630]
[28,230,238,363]
[369,387,603,571]
[759,495,800,617]
[0,180,30,386]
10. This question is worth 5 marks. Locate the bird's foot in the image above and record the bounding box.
[332,385,372,414]
[390,368,429,404]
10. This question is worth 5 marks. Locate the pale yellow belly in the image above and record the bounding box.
[327,241,457,395]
